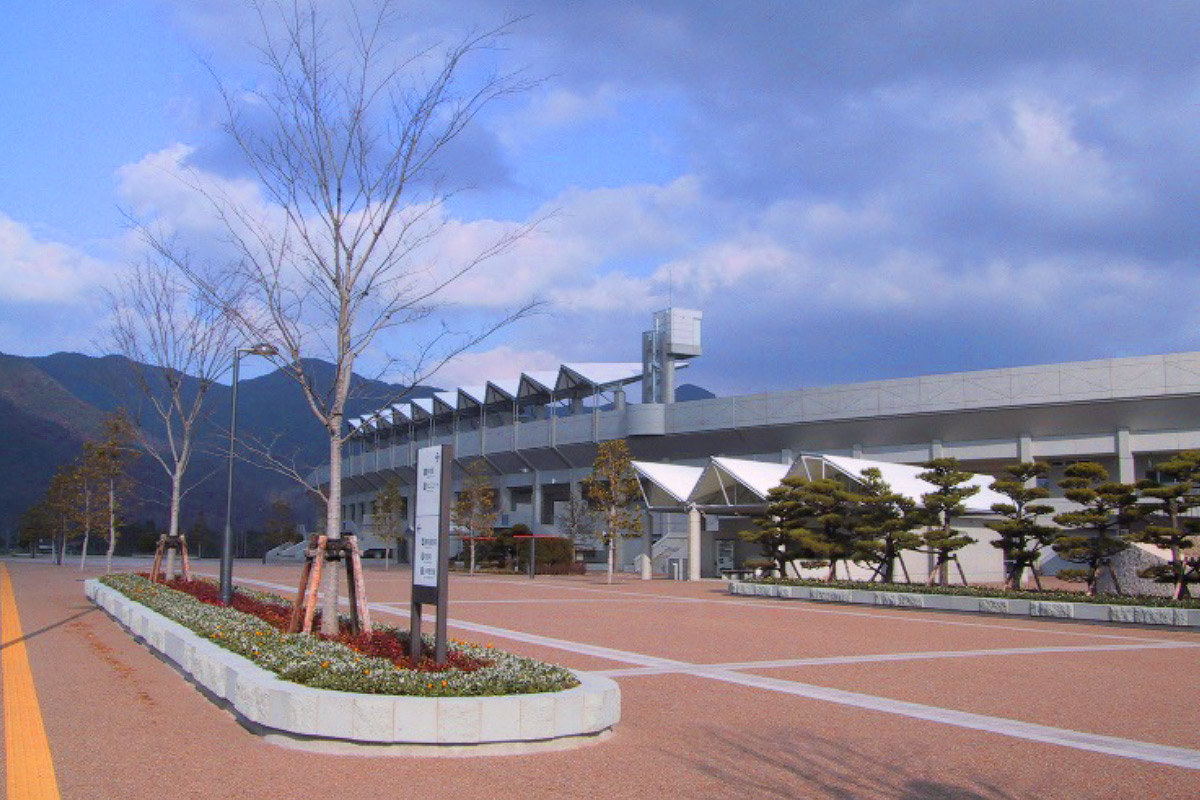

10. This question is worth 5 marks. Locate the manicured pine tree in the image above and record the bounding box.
[853,468,922,583]
[1132,451,1200,599]
[742,478,817,577]
[782,477,860,581]
[986,462,1058,590]
[584,440,644,585]
[918,458,979,586]
[1052,462,1139,596]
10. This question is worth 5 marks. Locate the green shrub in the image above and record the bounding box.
[747,576,1200,609]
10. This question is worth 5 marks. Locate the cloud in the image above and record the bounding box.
[0,214,112,303]
[430,344,564,388]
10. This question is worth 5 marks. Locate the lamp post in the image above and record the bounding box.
[221,343,278,605]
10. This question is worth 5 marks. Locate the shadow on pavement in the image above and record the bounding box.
[1,606,97,651]
[659,726,1023,800]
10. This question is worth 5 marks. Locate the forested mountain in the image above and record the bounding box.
[0,351,436,536]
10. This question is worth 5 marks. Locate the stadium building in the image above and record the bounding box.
[317,309,1200,588]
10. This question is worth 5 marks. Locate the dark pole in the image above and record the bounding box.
[220,348,242,605]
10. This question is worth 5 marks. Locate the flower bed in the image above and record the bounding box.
[751,577,1200,609]
[100,574,577,697]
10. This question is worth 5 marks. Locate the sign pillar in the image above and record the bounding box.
[411,444,452,665]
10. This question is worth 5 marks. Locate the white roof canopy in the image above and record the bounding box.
[627,453,1005,515]
[632,461,705,505]
[818,455,1006,514]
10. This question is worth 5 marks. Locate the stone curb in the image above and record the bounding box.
[85,580,620,750]
[728,581,1200,628]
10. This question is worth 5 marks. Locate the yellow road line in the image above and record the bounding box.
[1,564,60,800]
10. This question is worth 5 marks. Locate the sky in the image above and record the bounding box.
[1,0,1197,396]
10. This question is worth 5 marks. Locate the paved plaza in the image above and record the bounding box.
[3,557,1199,799]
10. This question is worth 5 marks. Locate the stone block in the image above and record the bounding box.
[479,694,523,741]
[579,688,605,733]
[315,692,356,740]
[602,686,621,725]
[553,690,585,738]
[876,592,924,608]
[232,675,272,725]
[393,696,438,743]
[519,693,557,740]
[268,685,318,734]
[810,588,852,603]
[1071,603,1109,622]
[1029,601,1073,619]
[979,598,1009,614]
[352,695,397,742]
[437,697,483,743]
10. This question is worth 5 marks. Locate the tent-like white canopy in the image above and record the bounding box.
[632,461,705,506]
[818,454,1006,514]
[557,363,645,394]
[628,453,1006,516]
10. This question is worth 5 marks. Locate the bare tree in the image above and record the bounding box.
[151,1,539,633]
[107,258,237,580]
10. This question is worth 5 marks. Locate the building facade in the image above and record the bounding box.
[322,311,1200,582]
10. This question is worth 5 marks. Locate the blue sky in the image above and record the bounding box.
[1,1,1197,396]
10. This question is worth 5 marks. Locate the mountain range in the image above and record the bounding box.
[0,351,714,536]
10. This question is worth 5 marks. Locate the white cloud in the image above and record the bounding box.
[431,344,564,388]
[0,214,112,303]
[984,95,1141,219]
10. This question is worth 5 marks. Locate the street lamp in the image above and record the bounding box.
[221,343,279,605]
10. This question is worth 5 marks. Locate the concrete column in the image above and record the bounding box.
[687,505,702,581]
[1018,433,1033,463]
[1116,428,1135,483]
[613,388,626,411]
[852,443,863,459]
[571,396,584,414]
[931,439,944,459]
[641,514,653,580]
[531,477,543,535]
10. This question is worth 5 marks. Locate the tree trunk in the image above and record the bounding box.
[78,533,89,571]
[469,538,476,574]
[106,481,117,574]
[606,535,615,585]
[320,427,344,636]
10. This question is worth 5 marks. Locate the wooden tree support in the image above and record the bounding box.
[288,534,372,635]
[150,534,191,583]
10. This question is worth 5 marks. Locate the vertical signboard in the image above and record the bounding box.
[411,444,451,664]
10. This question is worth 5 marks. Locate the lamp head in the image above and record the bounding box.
[247,343,278,357]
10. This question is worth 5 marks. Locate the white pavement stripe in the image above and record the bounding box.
[449,598,694,605]
[700,669,1200,771]
[218,572,1200,769]
[594,641,1200,677]
[224,575,685,669]
[461,575,1188,645]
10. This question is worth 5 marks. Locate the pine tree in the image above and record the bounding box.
[742,479,816,577]
[584,440,644,585]
[986,462,1058,590]
[1132,451,1200,599]
[452,459,498,574]
[854,468,922,583]
[918,458,979,586]
[1053,462,1138,596]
